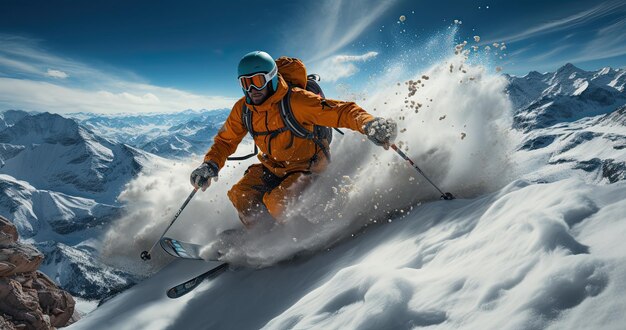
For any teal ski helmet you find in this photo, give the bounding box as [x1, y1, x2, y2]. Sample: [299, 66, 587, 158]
[237, 51, 279, 96]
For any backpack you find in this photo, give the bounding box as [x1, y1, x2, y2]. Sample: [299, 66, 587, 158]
[227, 58, 343, 163]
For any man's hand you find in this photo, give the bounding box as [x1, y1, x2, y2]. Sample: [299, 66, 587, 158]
[363, 117, 398, 150]
[190, 161, 219, 191]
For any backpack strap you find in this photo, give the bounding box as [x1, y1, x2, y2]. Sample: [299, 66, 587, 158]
[226, 105, 259, 161]
[227, 104, 290, 160]
[227, 77, 338, 162]
[242, 105, 253, 136]
[278, 89, 331, 161]
[279, 90, 314, 140]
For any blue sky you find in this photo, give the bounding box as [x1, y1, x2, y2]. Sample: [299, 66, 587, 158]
[1, 0, 625, 113]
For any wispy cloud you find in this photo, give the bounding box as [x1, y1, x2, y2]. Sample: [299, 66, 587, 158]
[0, 55, 41, 75]
[568, 17, 626, 62]
[526, 44, 573, 62]
[507, 15, 626, 69]
[333, 52, 379, 63]
[283, 0, 395, 83]
[46, 69, 68, 79]
[0, 78, 236, 114]
[313, 51, 379, 82]
[0, 34, 128, 84]
[311, 1, 392, 62]
[481, 1, 626, 74]
[486, 1, 625, 44]
[0, 34, 236, 114]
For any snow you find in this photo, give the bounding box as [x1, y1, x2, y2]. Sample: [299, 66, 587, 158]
[4, 28, 626, 330]
[70, 179, 626, 330]
[0, 172, 139, 298]
[73, 297, 99, 317]
[0, 112, 163, 204]
[507, 63, 626, 121]
[96, 53, 515, 274]
[573, 79, 588, 96]
[66, 109, 229, 159]
[58, 26, 626, 327]
[0, 112, 178, 299]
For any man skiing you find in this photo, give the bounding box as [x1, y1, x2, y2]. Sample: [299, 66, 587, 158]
[190, 51, 397, 228]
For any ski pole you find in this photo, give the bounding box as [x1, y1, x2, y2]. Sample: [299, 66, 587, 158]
[390, 144, 455, 200]
[140, 187, 198, 261]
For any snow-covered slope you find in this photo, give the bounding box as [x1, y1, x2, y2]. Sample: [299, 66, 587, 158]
[69, 178, 626, 330]
[516, 104, 626, 184]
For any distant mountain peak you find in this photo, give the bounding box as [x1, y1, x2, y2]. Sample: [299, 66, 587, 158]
[525, 71, 545, 79]
[554, 63, 583, 77]
[507, 62, 626, 130]
[0, 110, 31, 131]
[0, 112, 82, 145]
[560, 62, 579, 70]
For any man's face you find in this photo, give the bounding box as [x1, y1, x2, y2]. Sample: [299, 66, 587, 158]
[248, 85, 270, 105]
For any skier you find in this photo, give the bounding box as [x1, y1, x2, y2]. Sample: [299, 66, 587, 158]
[190, 51, 397, 228]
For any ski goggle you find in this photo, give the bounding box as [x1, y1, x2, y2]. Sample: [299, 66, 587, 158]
[238, 66, 277, 92]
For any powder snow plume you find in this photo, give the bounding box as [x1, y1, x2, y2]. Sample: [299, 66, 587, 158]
[99, 151, 258, 274]
[101, 28, 516, 273]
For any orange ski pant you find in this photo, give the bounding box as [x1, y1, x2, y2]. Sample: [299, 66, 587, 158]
[227, 164, 312, 227]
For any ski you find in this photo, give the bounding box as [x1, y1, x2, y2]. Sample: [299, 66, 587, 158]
[163, 230, 247, 298]
[166, 262, 229, 299]
[160, 237, 205, 260]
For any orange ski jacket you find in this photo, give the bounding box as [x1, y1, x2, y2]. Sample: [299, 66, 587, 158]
[204, 58, 375, 178]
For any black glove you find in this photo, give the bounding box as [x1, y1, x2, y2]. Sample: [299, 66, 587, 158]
[363, 117, 397, 150]
[190, 161, 219, 191]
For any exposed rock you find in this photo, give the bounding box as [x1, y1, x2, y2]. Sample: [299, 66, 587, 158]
[0, 315, 18, 329]
[32, 272, 75, 327]
[0, 215, 77, 329]
[0, 278, 51, 329]
[0, 216, 18, 245]
[0, 244, 43, 276]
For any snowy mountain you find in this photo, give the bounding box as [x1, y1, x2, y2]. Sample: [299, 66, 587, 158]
[67, 60, 626, 330]
[0, 109, 30, 131]
[0, 174, 136, 300]
[516, 105, 626, 184]
[0, 112, 157, 204]
[506, 63, 626, 131]
[68, 109, 229, 158]
[0, 174, 120, 238]
[0, 111, 170, 303]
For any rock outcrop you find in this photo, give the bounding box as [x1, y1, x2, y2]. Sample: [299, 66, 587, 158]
[0, 215, 77, 329]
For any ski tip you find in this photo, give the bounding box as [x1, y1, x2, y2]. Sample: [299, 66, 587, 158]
[441, 192, 455, 200]
[166, 287, 180, 299]
[160, 237, 204, 260]
[166, 263, 229, 299]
